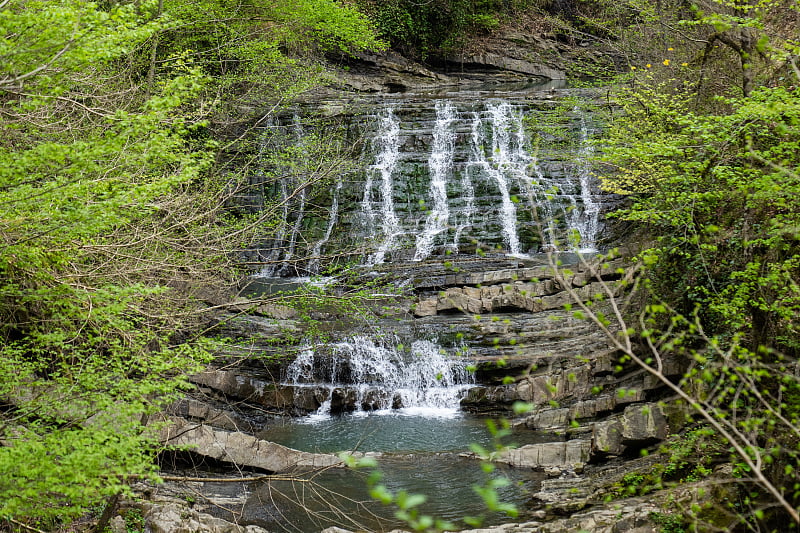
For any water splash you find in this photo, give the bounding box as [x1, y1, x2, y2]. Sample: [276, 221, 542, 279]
[414, 101, 456, 261]
[284, 337, 473, 418]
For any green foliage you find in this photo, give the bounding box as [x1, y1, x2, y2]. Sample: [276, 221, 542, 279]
[659, 428, 720, 483]
[122, 508, 146, 533]
[591, 2, 800, 520]
[356, 0, 535, 58]
[649, 511, 688, 533]
[0, 1, 161, 94]
[601, 81, 800, 353]
[0, 0, 383, 527]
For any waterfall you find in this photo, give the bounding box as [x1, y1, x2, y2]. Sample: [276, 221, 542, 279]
[526, 157, 558, 249]
[471, 104, 522, 256]
[281, 186, 306, 271]
[255, 179, 290, 277]
[414, 101, 456, 261]
[253, 96, 607, 276]
[569, 108, 601, 253]
[366, 109, 402, 265]
[308, 178, 342, 274]
[284, 336, 473, 417]
[453, 159, 476, 253]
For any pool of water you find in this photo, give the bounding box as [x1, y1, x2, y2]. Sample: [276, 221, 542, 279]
[242, 453, 543, 533]
[258, 410, 553, 454]
[241, 410, 554, 531]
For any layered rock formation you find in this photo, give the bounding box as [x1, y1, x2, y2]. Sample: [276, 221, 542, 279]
[133, 67, 685, 532]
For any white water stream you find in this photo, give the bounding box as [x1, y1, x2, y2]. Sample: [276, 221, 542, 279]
[353, 99, 602, 265]
[364, 109, 402, 265]
[414, 101, 456, 261]
[570, 108, 601, 252]
[284, 336, 473, 419]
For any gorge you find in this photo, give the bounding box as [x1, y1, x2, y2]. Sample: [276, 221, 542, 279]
[4, 2, 798, 532]
[148, 80, 684, 533]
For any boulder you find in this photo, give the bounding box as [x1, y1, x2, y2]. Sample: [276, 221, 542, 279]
[592, 418, 625, 456]
[515, 364, 591, 406]
[414, 297, 438, 317]
[144, 502, 269, 533]
[497, 440, 590, 469]
[166, 398, 256, 433]
[161, 417, 342, 473]
[330, 387, 358, 413]
[524, 407, 570, 431]
[621, 403, 669, 445]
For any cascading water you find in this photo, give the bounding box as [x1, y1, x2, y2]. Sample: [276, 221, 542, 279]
[452, 161, 476, 253]
[308, 179, 342, 273]
[253, 114, 310, 277]
[468, 107, 522, 256]
[488, 102, 535, 256]
[255, 97, 606, 274]
[569, 108, 601, 252]
[256, 179, 290, 277]
[363, 109, 402, 265]
[414, 101, 456, 261]
[526, 157, 558, 248]
[283, 336, 473, 418]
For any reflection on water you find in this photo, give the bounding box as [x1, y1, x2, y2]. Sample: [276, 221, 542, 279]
[242, 454, 543, 533]
[245, 412, 552, 531]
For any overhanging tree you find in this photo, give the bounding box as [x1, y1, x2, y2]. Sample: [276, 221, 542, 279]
[0, 0, 381, 528]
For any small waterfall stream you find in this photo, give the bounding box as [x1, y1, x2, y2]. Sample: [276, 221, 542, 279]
[284, 336, 473, 418]
[571, 108, 602, 252]
[365, 109, 402, 265]
[414, 101, 456, 261]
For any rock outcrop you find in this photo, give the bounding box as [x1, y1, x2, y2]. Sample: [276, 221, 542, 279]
[440, 31, 567, 80]
[143, 503, 269, 533]
[160, 417, 343, 473]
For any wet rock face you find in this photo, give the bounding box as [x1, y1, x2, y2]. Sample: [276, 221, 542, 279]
[244, 88, 619, 274]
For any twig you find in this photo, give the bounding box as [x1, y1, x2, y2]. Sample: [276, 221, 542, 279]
[8, 518, 47, 533]
[160, 474, 310, 483]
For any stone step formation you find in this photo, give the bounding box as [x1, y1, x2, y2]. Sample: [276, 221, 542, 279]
[243, 92, 613, 276]
[157, 88, 676, 533]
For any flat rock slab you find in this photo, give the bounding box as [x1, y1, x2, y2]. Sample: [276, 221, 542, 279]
[161, 417, 342, 473]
